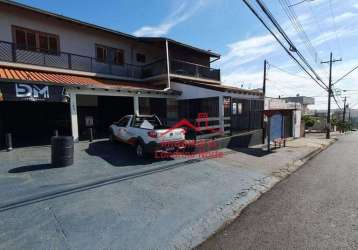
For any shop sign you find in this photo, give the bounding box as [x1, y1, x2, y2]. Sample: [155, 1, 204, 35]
[0, 82, 68, 102]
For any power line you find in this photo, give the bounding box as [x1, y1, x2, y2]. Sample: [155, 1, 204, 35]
[283, 0, 330, 77]
[333, 64, 358, 85]
[251, 0, 328, 90]
[268, 62, 312, 80]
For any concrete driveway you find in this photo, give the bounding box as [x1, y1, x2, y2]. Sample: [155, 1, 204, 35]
[0, 139, 188, 209]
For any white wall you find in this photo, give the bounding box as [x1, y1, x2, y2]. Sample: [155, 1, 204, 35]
[293, 110, 302, 138]
[0, 4, 163, 64]
[171, 82, 262, 100]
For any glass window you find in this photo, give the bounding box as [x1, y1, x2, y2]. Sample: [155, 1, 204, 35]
[13, 27, 59, 53]
[15, 29, 26, 48]
[96, 46, 107, 62]
[114, 49, 124, 65]
[232, 103, 237, 115]
[49, 36, 58, 53]
[117, 117, 130, 127]
[136, 53, 146, 63]
[26, 32, 36, 51]
[237, 103, 243, 115]
[39, 35, 48, 52]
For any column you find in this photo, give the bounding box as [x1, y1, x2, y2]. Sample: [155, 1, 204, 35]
[69, 92, 79, 142]
[134, 96, 139, 115]
[219, 96, 225, 135]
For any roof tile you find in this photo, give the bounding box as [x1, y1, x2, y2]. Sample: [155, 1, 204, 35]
[0, 66, 161, 91]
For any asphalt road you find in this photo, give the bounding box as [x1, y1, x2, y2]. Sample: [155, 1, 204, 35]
[197, 132, 358, 250]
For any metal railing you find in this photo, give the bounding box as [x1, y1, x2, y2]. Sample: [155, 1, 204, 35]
[0, 40, 221, 81]
[170, 59, 220, 81]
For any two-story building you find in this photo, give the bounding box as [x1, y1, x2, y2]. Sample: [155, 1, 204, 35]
[0, 0, 264, 148]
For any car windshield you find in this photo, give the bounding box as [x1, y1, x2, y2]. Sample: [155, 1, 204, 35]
[132, 116, 162, 129]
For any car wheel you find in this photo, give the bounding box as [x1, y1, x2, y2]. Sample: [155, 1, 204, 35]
[136, 143, 145, 158]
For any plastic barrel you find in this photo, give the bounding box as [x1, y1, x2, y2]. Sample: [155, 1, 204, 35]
[51, 136, 74, 167]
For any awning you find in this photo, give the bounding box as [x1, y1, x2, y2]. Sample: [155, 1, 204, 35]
[0, 66, 163, 91]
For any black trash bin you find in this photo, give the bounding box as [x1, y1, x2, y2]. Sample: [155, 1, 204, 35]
[51, 136, 74, 167]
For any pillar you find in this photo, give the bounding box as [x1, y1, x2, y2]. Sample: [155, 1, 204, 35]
[70, 93, 79, 142]
[134, 96, 139, 115]
[219, 96, 225, 134]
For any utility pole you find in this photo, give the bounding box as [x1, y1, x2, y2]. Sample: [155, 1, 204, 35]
[321, 52, 342, 139]
[342, 96, 347, 123]
[263, 59, 267, 96]
[262, 60, 267, 144]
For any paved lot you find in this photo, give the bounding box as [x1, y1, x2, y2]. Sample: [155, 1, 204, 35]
[197, 132, 358, 250]
[0, 139, 186, 207]
[0, 135, 336, 249]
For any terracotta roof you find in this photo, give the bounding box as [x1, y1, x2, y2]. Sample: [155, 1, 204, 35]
[0, 66, 162, 91]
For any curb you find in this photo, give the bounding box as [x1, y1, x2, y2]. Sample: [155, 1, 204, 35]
[191, 138, 337, 250]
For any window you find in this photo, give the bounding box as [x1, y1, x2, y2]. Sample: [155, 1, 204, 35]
[96, 46, 107, 62]
[15, 29, 26, 48]
[114, 49, 124, 65]
[237, 103, 243, 115]
[136, 53, 146, 63]
[232, 103, 237, 115]
[96, 45, 124, 65]
[117, 116, 130, 127]
[13, 26, 59, 53]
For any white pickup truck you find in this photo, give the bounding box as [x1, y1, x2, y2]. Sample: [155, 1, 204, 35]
[109, 115, 186, 158]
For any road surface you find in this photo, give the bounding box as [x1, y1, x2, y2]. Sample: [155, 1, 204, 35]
[197, 132, 358, 250]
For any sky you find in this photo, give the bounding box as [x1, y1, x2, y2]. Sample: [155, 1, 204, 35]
[14, 0, 358, 110]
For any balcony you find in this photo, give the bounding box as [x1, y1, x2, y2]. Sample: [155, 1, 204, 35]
[0, 40, 220, 81]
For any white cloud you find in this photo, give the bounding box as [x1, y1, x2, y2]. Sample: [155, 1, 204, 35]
[354, 3, 358, 9]
[333, 12, 357, 23]
[133, 0, 207, 37]
[219, 34, 277, 71]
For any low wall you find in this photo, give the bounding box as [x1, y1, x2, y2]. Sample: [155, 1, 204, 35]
[193, 129, 263, 152]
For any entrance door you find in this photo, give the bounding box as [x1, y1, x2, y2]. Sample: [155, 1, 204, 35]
[0, 101, 71, 148]
[270, 113, 283, 140]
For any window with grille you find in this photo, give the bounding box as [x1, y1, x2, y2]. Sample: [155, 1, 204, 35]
[13, 26, 59, 53]
[136, 53, 146, 63]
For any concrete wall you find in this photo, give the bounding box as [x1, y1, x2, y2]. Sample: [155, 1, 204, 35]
[293, 110, 302, 138]
[0, 3, 163, 64]
[171, 82, 262, 100]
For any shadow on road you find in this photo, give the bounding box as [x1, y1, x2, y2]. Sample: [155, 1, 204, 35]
[85, 140, 172, 167]
[8, 164, 57, 173]
[229, 147, 276, 157]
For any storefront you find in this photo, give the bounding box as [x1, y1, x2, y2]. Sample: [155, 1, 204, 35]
[0, 82, 70, 148]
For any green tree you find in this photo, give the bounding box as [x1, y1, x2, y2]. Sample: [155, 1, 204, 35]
[302, 115, 315, 128]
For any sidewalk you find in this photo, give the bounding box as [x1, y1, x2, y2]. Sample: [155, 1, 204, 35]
[0, 134, 337, 250]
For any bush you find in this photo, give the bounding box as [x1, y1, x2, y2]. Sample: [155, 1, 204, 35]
[303, 115, 315, 128]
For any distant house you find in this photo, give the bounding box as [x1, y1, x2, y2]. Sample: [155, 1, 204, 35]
[281, 95, 314, 115]
[264, 97, 302, 140]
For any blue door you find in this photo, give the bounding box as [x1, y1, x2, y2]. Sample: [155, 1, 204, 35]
[270, 114, 283, 141]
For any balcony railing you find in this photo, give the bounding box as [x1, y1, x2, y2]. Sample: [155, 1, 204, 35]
[0, 40, 220, 81]
[170, 59, 220, 81]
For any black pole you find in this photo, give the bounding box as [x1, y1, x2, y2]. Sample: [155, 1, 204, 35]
[342, 96, 347, 125]
[267, 116, 271, 152]
[54, 129, 59, 137]
[89, 127, 93, 142]
[5, 133, 13, 151]
[321, 52, 342, 139]
[262, 60, 267, 144]
[326, 53, 333, 139]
